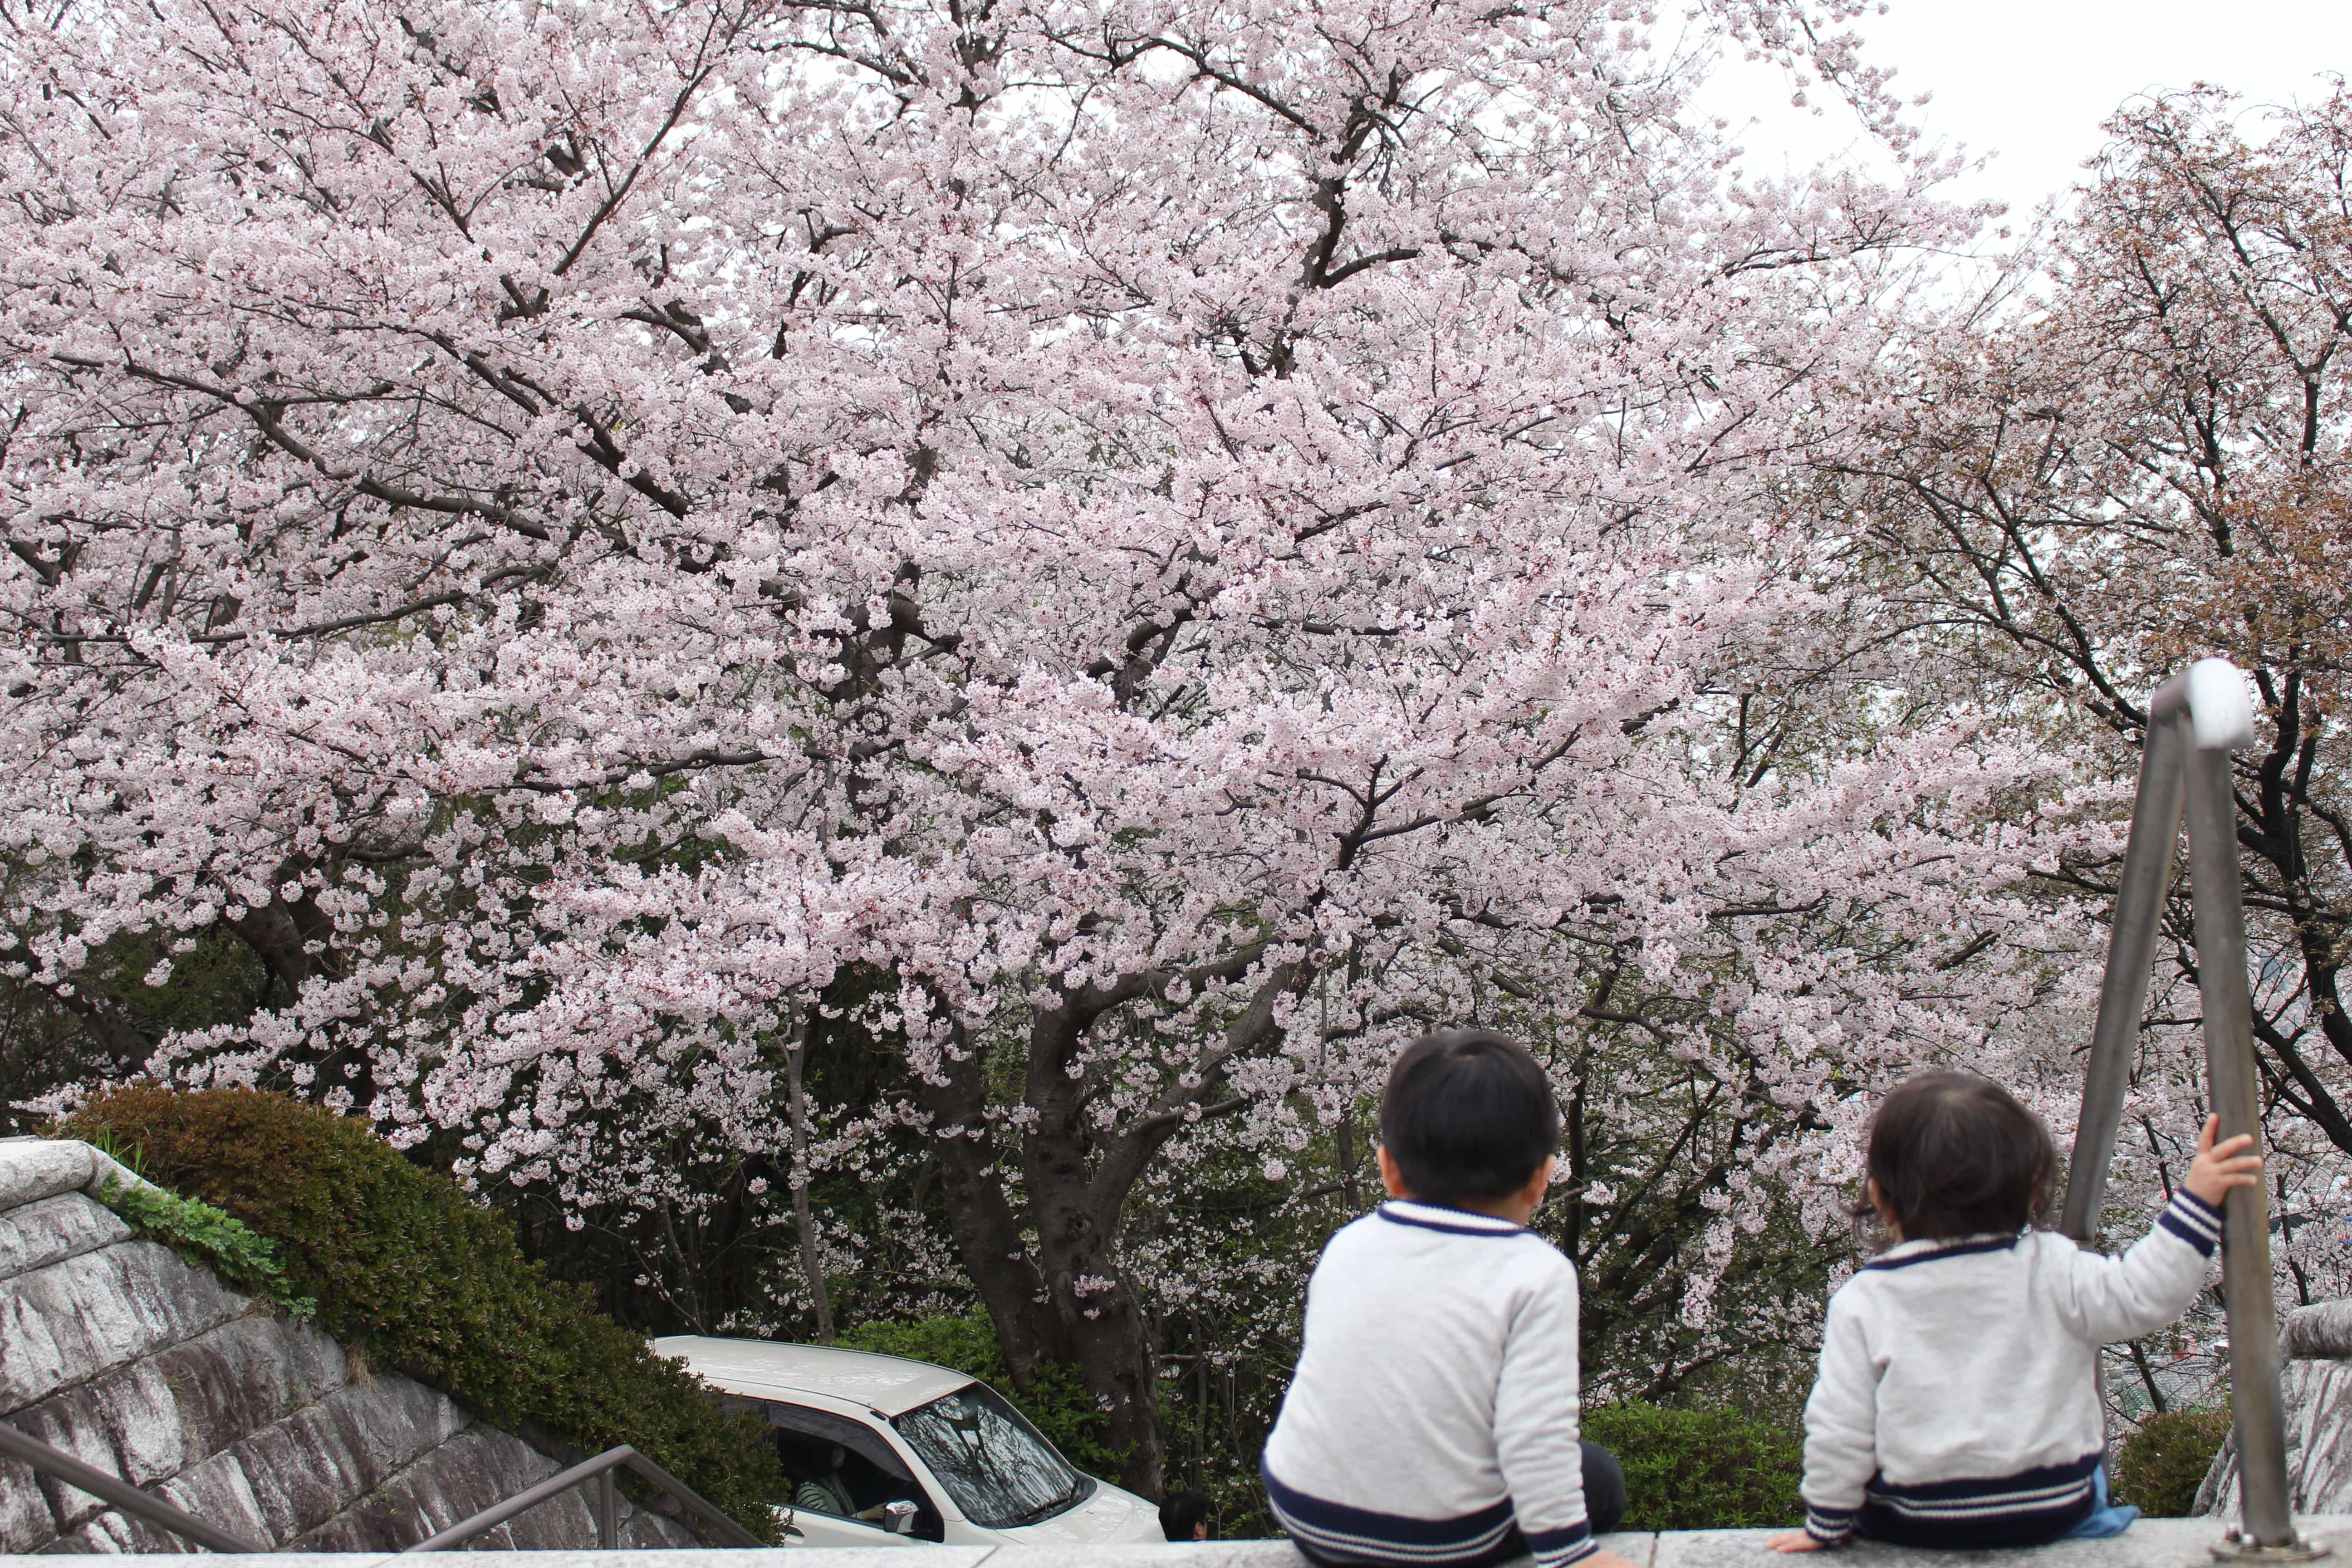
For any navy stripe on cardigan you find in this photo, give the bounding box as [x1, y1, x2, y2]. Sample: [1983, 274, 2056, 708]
[1263, 1462, 1596, 1567]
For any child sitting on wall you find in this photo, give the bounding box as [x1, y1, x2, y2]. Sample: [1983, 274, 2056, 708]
[1769, 1070, 2260, 1552]
[1261, 1029, 1633, 1568]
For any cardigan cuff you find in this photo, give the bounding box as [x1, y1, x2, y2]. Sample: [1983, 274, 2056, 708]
[1804, 1503, 1857, 1544]
[2159, 1188, 2225, 1257]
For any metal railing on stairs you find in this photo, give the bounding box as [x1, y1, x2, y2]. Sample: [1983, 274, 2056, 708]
[0, 1421, 264, 1553]
[0, 1419, 762, 1553]
[402, 1443, 764, 1552]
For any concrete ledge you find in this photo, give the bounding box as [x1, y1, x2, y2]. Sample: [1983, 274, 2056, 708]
[103, 1515, 2352, 1565]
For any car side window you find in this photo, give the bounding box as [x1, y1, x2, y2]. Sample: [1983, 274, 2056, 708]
[752, 1398, 946, 1543]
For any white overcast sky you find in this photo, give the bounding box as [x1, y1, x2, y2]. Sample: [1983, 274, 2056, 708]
[1697, 0, 2352, 227]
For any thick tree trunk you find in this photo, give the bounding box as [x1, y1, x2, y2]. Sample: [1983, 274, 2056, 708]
[907, 1019, 1075, 1382]
[1023, 1007, 1165, 1494]
[908, 960, 1302, 1500]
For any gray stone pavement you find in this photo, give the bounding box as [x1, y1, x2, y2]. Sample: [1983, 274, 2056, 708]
[102, 1515, 2352, 1564]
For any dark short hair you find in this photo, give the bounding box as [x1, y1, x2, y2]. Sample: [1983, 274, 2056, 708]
[1864, 1071, 2055, 1241]
[1159, 1489, 1210, 1541]
[1379, 1029, 1561, 1206]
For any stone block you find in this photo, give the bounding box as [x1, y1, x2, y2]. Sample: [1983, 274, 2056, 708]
[3, 1240, 244, 1408]
[329, 1368, 470, 1479]
[0, 1139, 94, 1214]
[10, 1385, 129, 1530]
[2284, 1300, 2352, 1361]
[0, 1263, 99, 1414]
[154, 1443, 275, 1546]
[0, 1193, 130, 1284]
[458, 1425, 582, 1549]
[2204, 1358, 2352, 1518]
[293, 1483, 422, 1553]
[62, 1502, 202, 1554]
[150, 1313, 338, 1462]
[230, 1407, 365, 1546]
[87, 1357, 191, 1483]
[277, 1314, 350, 1402]
[294, 1426, 527, 1553]
[50, 1508, 141, 1553]
[106, 1238, 248, 1348]
[617, 1501, 703, 1548]
[0, 1447, 59, 1553]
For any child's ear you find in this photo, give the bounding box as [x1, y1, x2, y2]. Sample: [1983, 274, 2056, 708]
[1868, 1179, 1902, 1241]
[1376, 1145, 1411, 1200]
[1523, 1153, 1557, 1207]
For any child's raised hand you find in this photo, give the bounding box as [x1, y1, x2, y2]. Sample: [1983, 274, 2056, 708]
[2184, 1114, 2263, 1209]
[1763, 1528, 1827, 1552]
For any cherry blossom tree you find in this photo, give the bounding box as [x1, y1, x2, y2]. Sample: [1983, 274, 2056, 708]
[2, 0, 2109, 1487]
[1831, 86, 2352, 1345]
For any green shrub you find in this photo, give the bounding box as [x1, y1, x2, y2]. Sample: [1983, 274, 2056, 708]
[60, 1087, 787, 1544]
[93, 1167, 316, 1321]
[2112, 1406, 2231, 1518]
[1583, 1401, 1805, 1531]
[838, 1308, 1127, 1479]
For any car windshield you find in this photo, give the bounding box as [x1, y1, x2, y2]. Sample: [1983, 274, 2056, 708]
[889, 1383, 1088, 1528]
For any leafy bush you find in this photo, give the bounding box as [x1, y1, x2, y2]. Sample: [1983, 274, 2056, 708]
[838, 1308, 1127, 1479]
[94, 1167, 315, 1321]
[61, 1087, 788, 1543]
[2112, 1406, 2232, 1518]
[1583, 1401, 1805, 1531]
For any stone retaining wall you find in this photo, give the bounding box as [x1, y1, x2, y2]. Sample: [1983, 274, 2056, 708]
[2200, 1298, 2352, 1520]
[0, 1137, 695, 1553]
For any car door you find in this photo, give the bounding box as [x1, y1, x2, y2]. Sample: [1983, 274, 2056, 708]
[778, 1506, 922, 1550]
[742, 1396, 942, 1548]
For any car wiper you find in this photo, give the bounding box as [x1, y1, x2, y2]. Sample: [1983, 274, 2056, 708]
[1003, 1482, 1084, 1526]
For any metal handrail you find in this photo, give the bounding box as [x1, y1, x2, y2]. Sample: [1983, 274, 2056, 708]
[2059, 658, 2327, 1563]
[0, 1419, 760, 1554]
[0, 1420, 265, 1553]
[401, 1442, 765, 1552]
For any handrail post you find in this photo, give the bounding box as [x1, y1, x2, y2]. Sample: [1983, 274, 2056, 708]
[2172, 661, 2325, 1562]
[2059, 688, 2189, 1243]
[598, 1466, 618, 1549]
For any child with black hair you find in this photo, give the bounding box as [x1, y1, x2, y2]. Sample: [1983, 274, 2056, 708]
[1160, 1489, 1211, 1541]
[1262, 1029, 1633, 1568]
[1768, 1070, 2262, 1553]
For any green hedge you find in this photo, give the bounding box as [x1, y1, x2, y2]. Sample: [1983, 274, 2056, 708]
[2112, 1406, 2231, 1518]
[1584, 1401, 1805, 1531]
[62, 1087, 788, 1544]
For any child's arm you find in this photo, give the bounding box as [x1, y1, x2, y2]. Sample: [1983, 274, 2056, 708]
[1493, 1262, 1597, 1568]
[2055, 1116, 2258, 1344]
[1780, 1288, 1880, 1551]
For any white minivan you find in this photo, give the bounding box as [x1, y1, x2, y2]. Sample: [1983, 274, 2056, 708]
[657, 1336, 1168, 1549]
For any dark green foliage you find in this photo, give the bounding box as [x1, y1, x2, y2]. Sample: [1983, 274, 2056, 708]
[93, 1165, 315, 1321]
[1583, 1401, 1806, 1531]
[0, 920, 273, 1135]
[61, 1087, 789, 1544]
[838, 1308, 1127, 1480]
[2112, 1406, 2231, 1518]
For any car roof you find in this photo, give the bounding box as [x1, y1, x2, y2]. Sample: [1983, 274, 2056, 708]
[655, 1335, 975, 1418]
